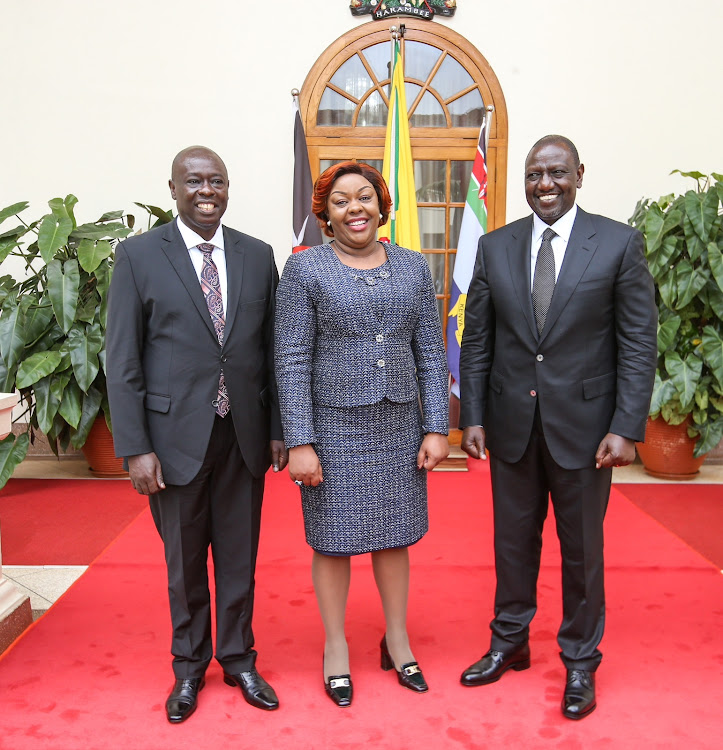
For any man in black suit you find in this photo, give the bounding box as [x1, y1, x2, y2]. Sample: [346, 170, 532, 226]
[107, 146, 287, 723]
[458, 135, 657, 719]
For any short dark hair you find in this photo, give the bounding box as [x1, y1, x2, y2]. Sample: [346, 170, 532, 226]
[527, 135, 580, 167]
[312, 161, 392, 235]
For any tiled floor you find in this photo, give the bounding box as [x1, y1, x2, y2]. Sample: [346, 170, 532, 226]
[3, 456, 722, 619]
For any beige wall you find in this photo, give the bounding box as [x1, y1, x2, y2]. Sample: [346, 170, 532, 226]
[2, 1, 721, 272]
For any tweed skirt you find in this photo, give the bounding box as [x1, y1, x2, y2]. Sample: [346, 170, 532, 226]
[300, 398, 428, 555]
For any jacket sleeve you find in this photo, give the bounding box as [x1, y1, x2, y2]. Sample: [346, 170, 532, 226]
[105, 241, 153, 458]
[411, 257, 449, 435]
[459, 236, 495, 428]
[609, 228, 657, 440]
[274, 255, 317, 448]
[265, 245, 284, 442]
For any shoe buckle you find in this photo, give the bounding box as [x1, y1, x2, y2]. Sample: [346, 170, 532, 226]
[329, 677, 350, 688]
[402, 664, 421, 676]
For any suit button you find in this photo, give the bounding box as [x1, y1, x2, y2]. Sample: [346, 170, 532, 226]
[212, 399, 219, 408]
[377, 359, 386, 368]
[536, 354, 544, 362]
[221, 356, 228, 363]
[530, 390, 537, 397]
[376, 334, 384, 343]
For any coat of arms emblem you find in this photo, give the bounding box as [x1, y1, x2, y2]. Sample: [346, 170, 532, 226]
[350, 1, 457, 20]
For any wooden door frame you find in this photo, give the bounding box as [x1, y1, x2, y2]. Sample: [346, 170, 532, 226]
[298, 19, 508, 230]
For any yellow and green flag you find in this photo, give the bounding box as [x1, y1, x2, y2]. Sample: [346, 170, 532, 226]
[381, 38, 420, 252]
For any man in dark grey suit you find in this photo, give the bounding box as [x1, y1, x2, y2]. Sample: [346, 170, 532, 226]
[107, 146, 287, 723]
[458, 135, 657, 719]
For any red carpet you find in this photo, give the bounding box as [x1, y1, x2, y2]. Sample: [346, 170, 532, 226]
[0, 479, 147, 565]
[616, 483, 723, 569]
[0, 469, 721, 749]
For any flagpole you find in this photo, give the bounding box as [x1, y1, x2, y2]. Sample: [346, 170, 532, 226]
[484, 105, 494, 150]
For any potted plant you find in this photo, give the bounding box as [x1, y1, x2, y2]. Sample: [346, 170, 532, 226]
[0, 197, 172, 487]
[629, 171, 723, 477]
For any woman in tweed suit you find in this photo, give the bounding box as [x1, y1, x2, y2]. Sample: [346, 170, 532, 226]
[275, 162, 449, 707]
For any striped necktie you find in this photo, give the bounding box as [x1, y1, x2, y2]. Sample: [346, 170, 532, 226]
[198, 243, 230, 417]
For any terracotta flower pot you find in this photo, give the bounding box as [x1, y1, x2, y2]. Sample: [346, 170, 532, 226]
[636, 415, 706, 480]
[81, 416, 128, 478]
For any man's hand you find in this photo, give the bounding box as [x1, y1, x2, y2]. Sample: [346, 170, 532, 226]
[595, 433, 636, 469]
[417, 433, 450, 471]
[288, 444, 323, 486]
[128, 452, 166, 495]
[271, 440, 288, 472]
[461, 426, 487, 460]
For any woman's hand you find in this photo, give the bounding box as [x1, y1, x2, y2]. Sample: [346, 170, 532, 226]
[288, 444, 324, 486]
[417, 432, 449, 471]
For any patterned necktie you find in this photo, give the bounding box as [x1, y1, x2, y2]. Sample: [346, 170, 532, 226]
[198, 243, 230, 417]
[532, 227, 557, 334]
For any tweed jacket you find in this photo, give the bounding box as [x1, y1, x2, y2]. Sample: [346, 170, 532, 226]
[275, 242, 449, 449]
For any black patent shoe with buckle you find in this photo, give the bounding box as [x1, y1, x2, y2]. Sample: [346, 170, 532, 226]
[324, 674, 353, 707]
[380, 635, 428, 693]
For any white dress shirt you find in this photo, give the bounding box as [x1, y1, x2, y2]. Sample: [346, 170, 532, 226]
[176, 217, 228, 316]
[530, 204, 578, 291]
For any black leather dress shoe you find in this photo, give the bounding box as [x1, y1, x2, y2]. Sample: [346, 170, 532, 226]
[460, 643, 530, 686]
[562, 669, 596, 720]
[380, 635, 428, 693]
[324, 674, 353, 707]
[223, 669, 279, 711]
[166, 677, 205, 724]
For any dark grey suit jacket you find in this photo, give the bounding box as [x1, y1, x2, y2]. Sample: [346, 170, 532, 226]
[459, 207, 657, 470]
[106, 221, 282, 484]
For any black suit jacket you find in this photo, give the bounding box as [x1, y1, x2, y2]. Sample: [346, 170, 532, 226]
[106, 221, 282, 484]
[459, 207, 657, 470]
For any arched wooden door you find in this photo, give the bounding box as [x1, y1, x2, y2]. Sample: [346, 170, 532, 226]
[299, 19, 508, 341]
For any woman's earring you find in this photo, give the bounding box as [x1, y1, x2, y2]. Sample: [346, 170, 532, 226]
[327, 220, 331, 227]
[379, 214, 383, 220]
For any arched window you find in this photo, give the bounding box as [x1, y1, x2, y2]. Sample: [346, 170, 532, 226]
[300, 20, 508, 343]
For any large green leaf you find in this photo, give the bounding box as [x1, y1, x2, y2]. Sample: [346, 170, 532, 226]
[23, 303, 54, 348]
[0, 299, 29, 371]
[33, 374, 61, 434]
[0, 201, 29, 225]
[708, 241, 723, 293]
[37, 213, 73, 263]
[657, 315, 681, 355]
[693, 417, 723, 457]
[16, 349, 63, 388]
[71, 222, 131, 241]
[47, 259, 80, 333]
[649, 372, 677, 414]
[97, 210, 124, 222]
[58, 379, 83, 428]
[682, 213, 706, 262]
[95, 262, 111, 328]
[674, 258, 709, 309]
[66, 322, 102, 392]
[657, 266, 677, 309]
[0, 237, 20, 264]
[684, 188, 719, 243]
[701, 325, 723, 390]
[77, 238, 112, 273]
[0, 431, 30, 490]
[705, 281, 723, 320]
[664, 351, 702, 408]
[643, 203, 666, 254]
[64, 194, 78, 229]
[648, 234, 680, 278]
[70, 385, 103, 449]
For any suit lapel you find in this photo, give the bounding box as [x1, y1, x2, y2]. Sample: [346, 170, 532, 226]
[160, 222, 217, 340]
[507, 217, 538, 340]
[539, 208, 598, 342]
[222, 228, 245, 343]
